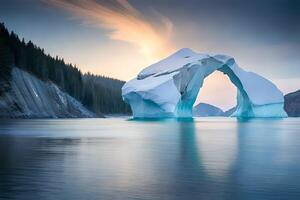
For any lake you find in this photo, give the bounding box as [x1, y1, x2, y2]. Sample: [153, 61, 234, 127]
[0, 118, 300, 200]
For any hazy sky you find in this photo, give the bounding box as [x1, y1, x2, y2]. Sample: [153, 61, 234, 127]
[0, 0, 299, 109]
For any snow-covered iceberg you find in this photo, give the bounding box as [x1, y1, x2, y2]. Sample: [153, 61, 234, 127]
[122, 48, 287, 118]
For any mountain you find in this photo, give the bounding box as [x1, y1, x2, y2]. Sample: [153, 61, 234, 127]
[223, 106, 237, 117]
[0, 68, 96, 118]
[82, 73, 130, 114]
[284, 90, 300, 117]
[193, 103, 224, 117]
[0, 22, 131, 118]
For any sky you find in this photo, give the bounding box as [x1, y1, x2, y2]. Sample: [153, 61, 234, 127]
[0, 0, 299, 110]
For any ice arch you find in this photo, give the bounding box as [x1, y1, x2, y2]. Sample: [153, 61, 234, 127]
[122, 48, 287, 118]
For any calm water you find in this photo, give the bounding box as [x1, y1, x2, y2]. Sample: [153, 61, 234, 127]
[0, 118, 300, 200]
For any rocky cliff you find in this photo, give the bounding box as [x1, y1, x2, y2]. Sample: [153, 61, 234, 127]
[0, 68, 97, 118]
[284, 90, 300, 117]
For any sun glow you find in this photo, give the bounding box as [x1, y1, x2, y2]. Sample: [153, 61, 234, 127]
[48, 0, 174, 62]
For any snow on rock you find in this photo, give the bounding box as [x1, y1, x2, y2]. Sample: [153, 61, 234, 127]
[122, 48, 287, 118]
[0, 68, 96, 118]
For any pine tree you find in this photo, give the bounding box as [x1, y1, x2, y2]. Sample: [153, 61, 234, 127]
[0, 22, 131, 114]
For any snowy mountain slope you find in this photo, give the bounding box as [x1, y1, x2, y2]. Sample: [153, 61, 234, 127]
[0, 68, 96, 118]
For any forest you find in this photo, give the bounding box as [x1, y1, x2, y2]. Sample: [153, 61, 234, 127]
[0, 23, 131, 114]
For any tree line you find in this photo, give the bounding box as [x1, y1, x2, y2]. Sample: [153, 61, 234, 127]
[0, 23, 131, 114]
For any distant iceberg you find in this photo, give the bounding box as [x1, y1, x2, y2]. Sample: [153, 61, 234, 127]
[193, 103, 224, 117]
[122, 48, 287, 118]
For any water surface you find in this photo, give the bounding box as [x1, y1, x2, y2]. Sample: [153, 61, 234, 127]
[0, 118, 300, 199]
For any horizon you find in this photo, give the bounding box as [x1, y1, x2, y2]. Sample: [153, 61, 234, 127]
[1, 0, 299, 110]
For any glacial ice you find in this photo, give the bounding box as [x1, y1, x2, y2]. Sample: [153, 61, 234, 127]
[122, 48, 287, 118]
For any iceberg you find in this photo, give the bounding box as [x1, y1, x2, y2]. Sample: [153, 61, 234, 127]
[122, 48, 287, 118]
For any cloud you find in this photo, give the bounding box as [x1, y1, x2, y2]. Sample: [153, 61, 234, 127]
[48, 0, 174, 61]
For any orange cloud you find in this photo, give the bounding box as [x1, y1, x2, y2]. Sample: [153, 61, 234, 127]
[48, 0, 174, 61]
